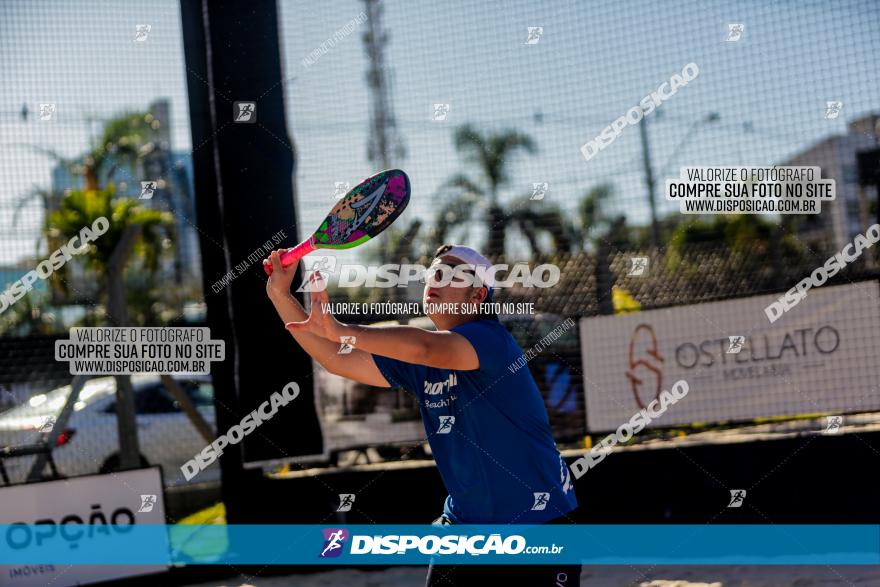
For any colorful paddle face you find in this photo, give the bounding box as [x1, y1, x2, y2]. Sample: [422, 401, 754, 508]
[315, 169, 410, 249]
[264, 169, 411, 275]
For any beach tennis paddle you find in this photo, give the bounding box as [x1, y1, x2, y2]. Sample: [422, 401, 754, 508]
[263, 169, 411, 276]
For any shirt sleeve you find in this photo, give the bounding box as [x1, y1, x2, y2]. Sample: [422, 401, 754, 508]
[371, 353, 427, 397]
[450, 320, 509, 373]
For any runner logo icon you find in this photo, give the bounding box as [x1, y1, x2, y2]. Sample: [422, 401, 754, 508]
[320, 528, 348, 558]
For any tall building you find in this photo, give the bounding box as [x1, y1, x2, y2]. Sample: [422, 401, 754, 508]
[782, 113, 879, 250]
[140, 99, 201, 285]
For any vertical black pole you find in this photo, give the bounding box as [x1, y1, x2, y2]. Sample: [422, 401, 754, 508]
[180, 0, 324, 523]
[595, 239, 615, 315]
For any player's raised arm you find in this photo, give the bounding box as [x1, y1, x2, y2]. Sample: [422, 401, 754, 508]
[282, 274, 479, 371]
[265, 249, 390, 387]
[320, 323, 480, 371]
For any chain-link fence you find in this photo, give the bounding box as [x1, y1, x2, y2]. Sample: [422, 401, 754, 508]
[1, 0, 879, 485]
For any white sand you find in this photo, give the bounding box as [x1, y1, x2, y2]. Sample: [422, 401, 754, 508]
[183, 565, 880, 586]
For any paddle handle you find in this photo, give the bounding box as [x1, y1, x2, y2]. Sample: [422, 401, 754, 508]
[263, 239, 316, 276]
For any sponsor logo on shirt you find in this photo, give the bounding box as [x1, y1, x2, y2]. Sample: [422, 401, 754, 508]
[423, 373, 458, 396]
[424, 396, 456, 409]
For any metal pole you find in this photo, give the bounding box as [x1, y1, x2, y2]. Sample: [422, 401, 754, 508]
[639, 120, 660, 248]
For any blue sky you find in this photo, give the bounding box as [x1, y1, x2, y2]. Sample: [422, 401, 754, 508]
[1, 0, 878, 266]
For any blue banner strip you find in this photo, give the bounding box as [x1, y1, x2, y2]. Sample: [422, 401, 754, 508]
[1, 525, 877, 565]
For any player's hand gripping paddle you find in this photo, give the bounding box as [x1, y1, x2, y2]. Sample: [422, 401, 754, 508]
[263, 169, 411, 276]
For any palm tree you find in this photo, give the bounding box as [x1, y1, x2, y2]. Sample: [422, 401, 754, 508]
[507, 198, 578, 256]
[432, 125, 536, 258]
[45, 187, 174, 473]
[45, 186, 174, 304]
[20, 111, 164, 254]
[25, 111, 173, 471]
[574, 183, 669, 253]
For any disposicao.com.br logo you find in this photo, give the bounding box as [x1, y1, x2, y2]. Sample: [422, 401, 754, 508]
[318, 528, 563, 557]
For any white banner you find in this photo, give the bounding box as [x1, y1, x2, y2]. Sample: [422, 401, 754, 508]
[580, 281, 880, 431]
[0, 467, 168, 586]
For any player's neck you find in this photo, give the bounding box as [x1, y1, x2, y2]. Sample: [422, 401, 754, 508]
[431, 314, 481, 331]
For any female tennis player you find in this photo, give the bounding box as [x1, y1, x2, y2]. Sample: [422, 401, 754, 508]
[266, 244, 581, 586]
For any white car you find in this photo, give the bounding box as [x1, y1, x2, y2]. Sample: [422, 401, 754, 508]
[0, 374, 219, 487]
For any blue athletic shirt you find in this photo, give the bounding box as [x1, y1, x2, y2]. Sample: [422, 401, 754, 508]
[372, 319, 577, 524]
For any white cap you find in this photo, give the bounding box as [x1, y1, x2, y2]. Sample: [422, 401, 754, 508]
[434, 244, 495, 288]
